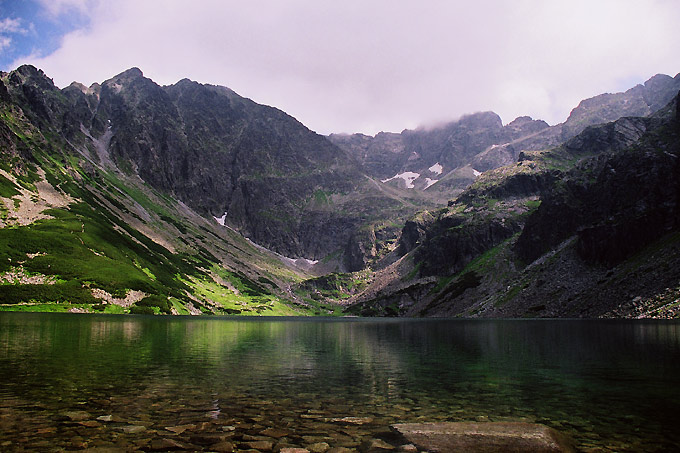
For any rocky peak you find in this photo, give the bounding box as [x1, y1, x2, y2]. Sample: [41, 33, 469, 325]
[101, 68, 148, 95]
[436, 111, 504, 133]
[643, 74, 680, 112]
[463, 111, 504, 129]
[115, 67, 144, 81]
[173, 78, 197, 88]
[65, 81, 101, 98]
[644, 73, 674, 88]
[11, 65, 56, 90]
[563, 72, 680, 138]
[2, 65, 67, 127]
[504, 116, 550, 135]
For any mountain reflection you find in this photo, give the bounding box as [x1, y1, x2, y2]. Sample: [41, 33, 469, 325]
[1, 314, 679, 451]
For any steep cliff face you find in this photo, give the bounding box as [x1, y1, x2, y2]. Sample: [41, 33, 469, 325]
[77, 69, 371, 259]
[516, 108, 679, 266]
[561, 74, 680, 138]
[347, 93, 680, 318]
[0, 66, 345, 316]
[2, 66, 423, 262]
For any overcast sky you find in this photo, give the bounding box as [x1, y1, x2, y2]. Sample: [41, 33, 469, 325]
[2, 0, 679, 135]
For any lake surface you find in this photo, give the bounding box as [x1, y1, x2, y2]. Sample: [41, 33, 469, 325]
[1, 313, 679, 452]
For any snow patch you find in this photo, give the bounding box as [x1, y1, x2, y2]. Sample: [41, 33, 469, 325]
[381, 171, 420, 189]
[214, 212, 227, 226]
[282, 256, 319, 268]
[424, 178, 438, 189]
[243, 236, 319, 269]
[472, 168, 482, 177]
[428, 162, 443, 175]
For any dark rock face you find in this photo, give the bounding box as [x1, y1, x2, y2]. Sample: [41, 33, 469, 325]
[398, 211, 436, 254]
[516, 110, 679, 265]
[574, 143, 680, 266]
[345, 228, 377, 272]
[392, 422, 575, 453]
[415, 213, 521, 276]
[350, 93, 680, 318]
[328, 131, 405, 180]
[0, 79, 10, 103]
[97, 72, 411, 260]
[5, 66, 405, 260]
[562, 74, 680, 139]
[457, 170, 559, 203]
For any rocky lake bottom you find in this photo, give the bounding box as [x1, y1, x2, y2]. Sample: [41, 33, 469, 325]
[1, 314, 679, 452]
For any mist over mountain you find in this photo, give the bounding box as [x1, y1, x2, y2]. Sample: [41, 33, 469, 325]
[330, 73, 680, 196]
[1, 64, 679, 318]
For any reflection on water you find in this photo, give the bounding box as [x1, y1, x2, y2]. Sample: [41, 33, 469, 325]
[1, 314, 679, 451]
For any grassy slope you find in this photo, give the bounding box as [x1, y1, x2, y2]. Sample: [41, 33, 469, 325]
[0, 100, 341, 316]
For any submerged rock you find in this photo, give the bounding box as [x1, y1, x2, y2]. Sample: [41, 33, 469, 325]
[306, 442, 331, 453]
[391, 422, 575, 453]
[329, 416, 374, 425]
[148, 438, 191, 451]
[241, 439, 274, 451]
[210, 441, 235, 452]
[63, 410, 91, 421]
[164, 423, 196, 434]
[119, 424, 146, 434]
[363, 438, 395, 451]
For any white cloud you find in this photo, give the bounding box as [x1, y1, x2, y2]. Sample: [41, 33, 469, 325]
[0, 17, 22, 52]
[35, 0, 91, 18]
[0, 36, 11, 51]
[10, 0, 680, 134]
[0, 17, 23, 33]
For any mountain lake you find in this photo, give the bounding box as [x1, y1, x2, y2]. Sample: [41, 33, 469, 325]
[1, 313, 679, 451]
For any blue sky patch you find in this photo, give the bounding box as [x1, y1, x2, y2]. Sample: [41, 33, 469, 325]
[0, 0, 89, 71]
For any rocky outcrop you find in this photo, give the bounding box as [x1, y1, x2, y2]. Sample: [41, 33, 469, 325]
[562, 74, 680, 139]
[457, 169, 559, 204]
[398, 211, 436, 254]
[392, 422, 575, 453]
[345, 227, 378, 272]
[349, 92, 680, 318]
[516, 107, 679, 265]
[414, 212, 521, 277]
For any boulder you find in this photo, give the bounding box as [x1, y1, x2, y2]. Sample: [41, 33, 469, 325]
[391, 422, 574, 453]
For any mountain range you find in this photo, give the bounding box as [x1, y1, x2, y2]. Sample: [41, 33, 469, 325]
[1, 64, 678, 317]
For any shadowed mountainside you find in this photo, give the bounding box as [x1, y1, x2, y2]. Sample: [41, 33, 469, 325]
[346, 92, 680, 318]
[1, 64, 679, 318]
